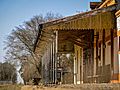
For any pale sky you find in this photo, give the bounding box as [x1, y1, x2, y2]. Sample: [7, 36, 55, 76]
[0, 0, 101, 62]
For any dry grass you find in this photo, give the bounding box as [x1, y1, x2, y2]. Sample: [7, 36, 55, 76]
[0, 85, 22, 90]
[0, 84, 120, 90]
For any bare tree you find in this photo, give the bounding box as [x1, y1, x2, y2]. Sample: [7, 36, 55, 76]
[4, 12, 62, 83]
[0, 62, 17, 84]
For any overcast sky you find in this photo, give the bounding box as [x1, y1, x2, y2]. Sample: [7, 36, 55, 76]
[0, 0, 101, 62]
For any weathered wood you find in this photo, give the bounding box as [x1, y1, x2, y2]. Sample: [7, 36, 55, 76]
[51, 42, 53, 82]
[102, 29, 105, 66]
[53, 40, 55, 83]
[81, 48, 83, 83]
[43, 4, 120, 30]
[96, 32, 99, 75]
[91, 30, 94, 82]
[55, 31, 58, 84]
[111, 29, 114, 79]
[45, 11, 115, 30]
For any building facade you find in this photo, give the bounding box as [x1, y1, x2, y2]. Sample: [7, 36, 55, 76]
[34, 0, 120, 84]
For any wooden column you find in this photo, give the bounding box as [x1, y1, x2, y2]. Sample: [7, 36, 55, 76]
[111, 29, 114, 79]
[55, 31, 58, 84]
[74, 55, 77, 84]
[90, 29, 94, 82]
[51, 42, 53, 82]
[102, 29, 105, 82]
[53, 40, 55, 83]
[96, 32, 99, 75]
[102, 29, 105, 66]
[98, 42, 101, 79]
[81, 48, 83, 83]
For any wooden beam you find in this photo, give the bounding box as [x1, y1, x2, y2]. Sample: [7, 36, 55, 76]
[58, 30, 90, 41]
[70, 34, 91, 44]
[66, 37, 89, 48]
[67, 39, 88, 48]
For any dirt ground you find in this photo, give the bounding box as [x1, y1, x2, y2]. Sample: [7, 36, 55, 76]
[21, 86, 79, 90]
[0, 85, 21, 90]
[0, 84, 120, 90]
[21, 84, 120, 90]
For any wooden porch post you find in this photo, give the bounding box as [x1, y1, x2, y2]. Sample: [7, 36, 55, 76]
[55, 31, 58, 84]
[102, 29, 105, 66]
[102, 29, 105, 82]
[53, 39, 55, 83]
[111, 29, 114, 80]
[51, 42, 53, 83]
[96, 32, 99, 75]
[79, 47, 83, 84]
[90, 29, 94, 82]
[74, 55, 77, 84]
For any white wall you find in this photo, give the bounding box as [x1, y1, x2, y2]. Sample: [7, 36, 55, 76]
[105, 40, 111, 65]
[74, 45, 83, 84]
[117, 17, 120, 30]
[114, 37, 119, 73]
[117, 16, 120, 73]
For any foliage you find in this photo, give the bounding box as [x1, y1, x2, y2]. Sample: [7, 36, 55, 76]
[59, 54, 74, 72]
[4, 12, 62, 83]
[0, 62, 17, 83]
[20, 62, 39, 85]
[0, 85, 21, 90]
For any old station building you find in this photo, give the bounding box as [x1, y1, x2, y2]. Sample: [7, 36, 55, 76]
[34, 0, 120, 84]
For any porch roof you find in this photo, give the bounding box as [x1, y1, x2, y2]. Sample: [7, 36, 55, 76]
[34, 4, 120, 53]
[41, 4, 120, 31]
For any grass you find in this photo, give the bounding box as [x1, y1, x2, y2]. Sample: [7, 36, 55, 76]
[0, 85, 22, 90]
